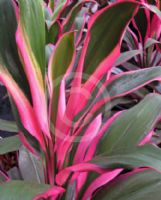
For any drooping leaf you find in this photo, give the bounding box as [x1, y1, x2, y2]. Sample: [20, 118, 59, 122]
[93, 169, 161, 200]
[0, 135, 21, 155]
[0, 119, 18, 132]
[114, 50, 141, 67]
[97, 94, 161, 155]
[106, 66, 161, 98]
[74, 66, 161, 125]
[0, 181, 50, 200]
[92, 144, 161, 171]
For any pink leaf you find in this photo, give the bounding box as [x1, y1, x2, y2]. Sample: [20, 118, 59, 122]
[0, 69, 45, 149]
[33, 185, 65, 200]
[73, 114, 102, 164]
[16, 26, 50, 139]
[56, 163, 105, 186]
[82, 169, 123, 200]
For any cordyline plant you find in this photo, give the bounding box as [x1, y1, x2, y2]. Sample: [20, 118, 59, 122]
[1, 0, 161, 199]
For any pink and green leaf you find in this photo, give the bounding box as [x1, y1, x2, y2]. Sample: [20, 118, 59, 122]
[16, 0, 50, 138]
[48, 32, 75, 126]
[0, 0, 30, 98]
[0, 69, 45, 149]
[97, 94, 161, 155]
[93, 169, 161, 200]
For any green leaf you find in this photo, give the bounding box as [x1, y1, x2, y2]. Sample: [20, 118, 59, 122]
[97, 94, 161, 155]
[145, 38, 161, 49]
[92, 144, 161, 171]
[106, 66, 161, 98]
[134, 8, 148, 41]
[52, 0, 66, 21]
[84, 1, 138, 74]
[0, 0, 30, 98]
[0, 136, 21, 155]
[75, 67, 161, 124]
[0, 119, 18, 132]
[0, 181, 50, 200]
[63, 1, 87, 33]
[93, 169, 161, 200]
[49, 32, 75, 81]
[19, 0, 46, 75]
[47, 21, 60, 44]
[18, 146, 44, 183]
[114, 50, 141, 67]
[49, 32, 75, 124]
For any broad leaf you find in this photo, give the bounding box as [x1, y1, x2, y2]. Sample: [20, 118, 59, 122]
[49, 32, 75, 84]
[74, 67, 161, 124]
[0, 136, 21, 155]
[97, 94, 161, 154]
[92, 144, 161, 171]
[106, 66, 161, 98]
[93, 169, 161, 200]
[0, 181, 50, 200]
[83, 1, 138, 75]
[0, 119, 18, 132]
